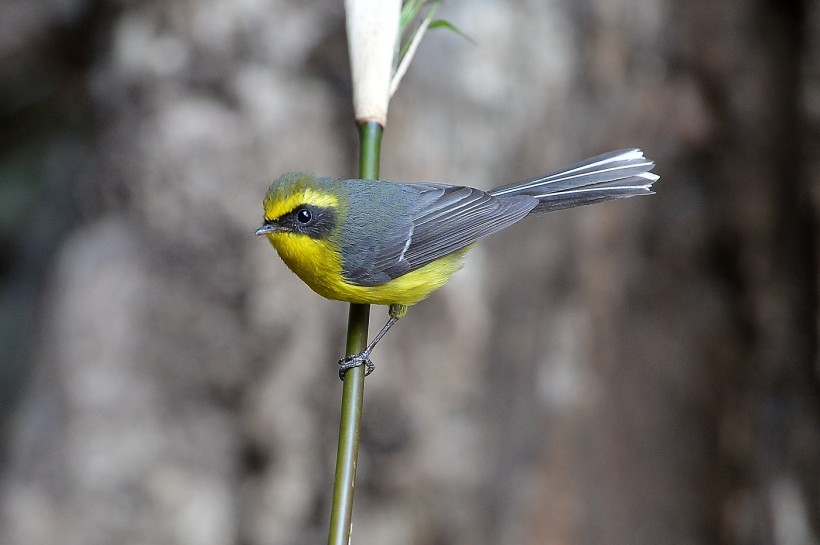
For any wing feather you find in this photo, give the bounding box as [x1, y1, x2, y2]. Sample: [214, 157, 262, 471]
[340, 181, 536, 287]
[398, 183, 536, 272]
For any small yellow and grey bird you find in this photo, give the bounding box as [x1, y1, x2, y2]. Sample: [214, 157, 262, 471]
[256, 149, 658, 378]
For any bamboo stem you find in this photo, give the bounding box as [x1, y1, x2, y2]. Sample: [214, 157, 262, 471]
[329, 2, 398, 541]
[327, 121, 383, 545]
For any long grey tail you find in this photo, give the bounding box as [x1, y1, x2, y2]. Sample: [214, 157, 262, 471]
[489, 149, 659, 214]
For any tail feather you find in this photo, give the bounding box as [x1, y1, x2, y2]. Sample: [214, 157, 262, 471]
[490, 149, 659, 214]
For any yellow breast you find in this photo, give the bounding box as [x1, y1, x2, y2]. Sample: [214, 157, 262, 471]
[266, 232, 467, 307]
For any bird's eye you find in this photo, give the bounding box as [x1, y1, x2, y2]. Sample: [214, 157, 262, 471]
[296, 208, 312, 224]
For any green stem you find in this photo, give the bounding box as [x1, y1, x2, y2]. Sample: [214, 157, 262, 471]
[357, 121, 383, 180]
[327, 120, 383, 545]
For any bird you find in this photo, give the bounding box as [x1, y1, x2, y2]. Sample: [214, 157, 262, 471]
[256, 148, 659, 378]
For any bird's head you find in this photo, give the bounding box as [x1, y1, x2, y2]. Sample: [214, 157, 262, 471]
[256, 172, 342, 241]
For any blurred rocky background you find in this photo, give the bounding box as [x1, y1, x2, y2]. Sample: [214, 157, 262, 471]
[1, 0, 818, 544]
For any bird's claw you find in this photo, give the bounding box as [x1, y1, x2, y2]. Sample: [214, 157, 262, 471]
[338, 353, 375, 380]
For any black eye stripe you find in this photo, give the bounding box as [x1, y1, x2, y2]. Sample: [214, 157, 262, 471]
[278, 205, 337, 239]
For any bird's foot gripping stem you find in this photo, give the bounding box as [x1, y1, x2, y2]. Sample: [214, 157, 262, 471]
[339, 304, 407, 380]
[338, 352, 375, 380]
[336, 305, 405, 381]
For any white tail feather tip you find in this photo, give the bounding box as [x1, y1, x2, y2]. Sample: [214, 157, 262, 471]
[610, 149, 645, 162]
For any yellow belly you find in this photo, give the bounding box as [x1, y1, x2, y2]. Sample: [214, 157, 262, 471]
[267, 232, 467, 306]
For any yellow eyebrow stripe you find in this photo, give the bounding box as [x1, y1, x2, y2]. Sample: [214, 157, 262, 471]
[264, 187, 339, 220]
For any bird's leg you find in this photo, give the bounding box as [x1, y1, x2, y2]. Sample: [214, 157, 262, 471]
[338, 304, 407, 380]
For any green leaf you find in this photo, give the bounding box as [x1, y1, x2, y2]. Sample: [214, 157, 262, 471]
[429, 19, 476, 44]
[400, 0, 425, 31]
[393, 0, 475, 96]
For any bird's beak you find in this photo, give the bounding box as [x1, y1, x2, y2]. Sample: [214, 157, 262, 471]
[255, 222, 279, 236]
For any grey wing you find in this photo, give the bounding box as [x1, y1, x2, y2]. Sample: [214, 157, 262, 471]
[362, 183, 537, 284]
[341, 182, 537, 287]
